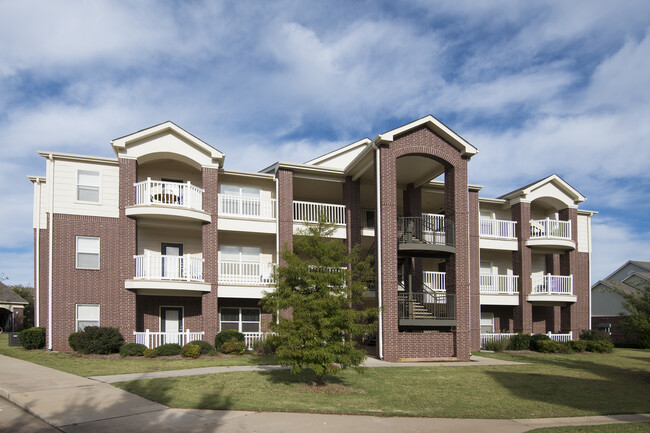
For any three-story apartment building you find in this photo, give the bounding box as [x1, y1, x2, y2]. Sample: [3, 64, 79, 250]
[30, 116, 594, 361]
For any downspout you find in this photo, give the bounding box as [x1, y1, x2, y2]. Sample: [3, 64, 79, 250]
[48, 154, 54, 350]
[374, 144, 383, 360]
[466, 189, 472, 358]
[274, 173, 280, 325]
[588, 215, 592, 330]
[35, 179, 41, 327]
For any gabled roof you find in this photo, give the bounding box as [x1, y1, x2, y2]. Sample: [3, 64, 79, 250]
[0, 282, 29, 305]
[304, 138, 372, 168]
[592, 279, 641, 296]
[373, 115, 478, 157]
[498, 174, 586, 204]
[630, 261, 650, 270]
[623, 272, 650, 283]
[111, 121, 225, 167]
[601, 260, 650, 282]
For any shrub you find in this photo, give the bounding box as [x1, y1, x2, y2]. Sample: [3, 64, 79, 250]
[483, 338, 510, 352]
[586, 340, 614, 353]
[530, 334, 551, 351]
[186, 340, 214, 355]
[156, 343, 181, 356]
[253, 334, 283, 354]
[536, 340, 569, 353]
[509, 333, 531, 350]
[220, 340, 246, 355]
[579, 329, 612, 343]
[18, 327, 46, 350]
[68, 327, 124, 354]
[180, 344, 202, 358]
[143, 348, 159, 358]
[568, 340, 588, 352]
[215, 329, 245, 351]
[119, 343, 147, 358]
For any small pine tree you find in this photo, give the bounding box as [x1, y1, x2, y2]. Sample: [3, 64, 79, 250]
[261, 218, 377, 383]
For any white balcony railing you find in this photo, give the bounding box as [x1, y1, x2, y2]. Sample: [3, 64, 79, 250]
[423, 271, 446, 292]
[480, 331, 573, 348]
[479, 218, 517, 239]
[134, 253, 204, 282]
[293, 200, 346, 225]
[531, 274, 573, 295]
[218, 194, 276, 219]
[530, 218, 571, 240]
[218, 261, 275, 286]
[243, 332, 272, 350]
[134, 329, 204, 349]
[480, 274, 519, 294]
[134, 178, 203, 211]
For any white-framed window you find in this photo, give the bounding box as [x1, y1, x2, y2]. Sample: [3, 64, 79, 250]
[220, 307, 260, 333]
[76, 304, 99, 331]
[77, 170, 100, 203]
[480, 312, 494, 333]
[363, 209, 376, 229]
[220, 245, 261, 263]
[220, 184, 261, 216]
[76, 236, 100, 269]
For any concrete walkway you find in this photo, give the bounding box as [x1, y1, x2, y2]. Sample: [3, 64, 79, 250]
[90, 354, 524, 383]
[1, 354, 649, 433]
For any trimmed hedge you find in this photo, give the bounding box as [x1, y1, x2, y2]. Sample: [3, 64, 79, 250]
[530, 334, 551, 351]
[220, 340, 246, 355]
[119, 343, 147, 357]
[143, 348, 159, 358]
[586, 340, 614, 353]
[484, 338, 509, 352]
[186, 340, 214, 355]
[580, 329, 612, 343]
[215, 329, 245, 351]
[18, 327, 46, 350]
[509, 333, 532, 350]
[567, 340, 588, 352]
[156, 343, 181, 356]
[180, 344, 201, 358]
[536, 340, 569, 353]
[67, 327, 124, 354]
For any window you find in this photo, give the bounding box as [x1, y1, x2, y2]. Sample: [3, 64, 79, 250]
[480, 312, 494, 333]
[76, 304, 99, 331]
[220, 184, 262, 216]
[220, 308, 260, 333]
[363, 209, 376, 229]
[76, 236, 100, 269]
[77, 170, 100, 202]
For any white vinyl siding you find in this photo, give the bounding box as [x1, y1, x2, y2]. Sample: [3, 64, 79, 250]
[76, 236, 100, 269]
[76, 304, 99, 331]
[52, 160, 119, 218]
[220, 308, 260, 333]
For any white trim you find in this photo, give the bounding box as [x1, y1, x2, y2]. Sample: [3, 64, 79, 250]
[219, 307, 261, 333]
[48, 153, 54, 350]
[75, 304, 100, 331]
[375, 144, 383, 360]
[76, 236, 100, 270]
[75, 168, 102, 204]
[159, 305, 184, 333]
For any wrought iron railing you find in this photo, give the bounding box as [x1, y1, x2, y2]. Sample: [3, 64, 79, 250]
[397, 216, 454, 247]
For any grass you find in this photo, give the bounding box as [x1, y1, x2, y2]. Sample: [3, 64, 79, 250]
[0, 334, 277, 377]
[528, 423, 650, 432]
[113, 349, 650, 419]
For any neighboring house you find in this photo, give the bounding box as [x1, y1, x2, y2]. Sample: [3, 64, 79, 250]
[0, 281, 28, 332]
[30, 116, 595, 361]
[591, 260, 649, 345]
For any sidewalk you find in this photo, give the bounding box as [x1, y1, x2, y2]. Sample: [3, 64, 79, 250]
[1, 354, 648, 433]
[89, 354, 524, 383]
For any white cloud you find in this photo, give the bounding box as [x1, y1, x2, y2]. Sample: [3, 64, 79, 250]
[591, 218, 650, 282]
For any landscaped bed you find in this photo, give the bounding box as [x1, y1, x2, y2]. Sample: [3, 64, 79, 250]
[112, 349, 650, 419]
[0, 334, 277, 377]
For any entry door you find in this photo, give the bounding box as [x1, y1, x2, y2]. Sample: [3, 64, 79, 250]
[162, 243, 183, 279]
[161, 307, 183, 344]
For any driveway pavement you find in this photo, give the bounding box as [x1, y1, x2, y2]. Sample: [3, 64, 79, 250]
[1, 354, 648, 432]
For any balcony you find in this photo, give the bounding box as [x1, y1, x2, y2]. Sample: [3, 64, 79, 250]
[528, 274, 576, 303]
[398, 292, 456, 327]
[293, 200, 346, 225]
[526, 218, 574, 250]
[423, 271, 446, 292]
[397, 215, 455, 256]
[479, 218, 518, 251]
[218, 194, 276, 219]
[126, 178, 210, 222]
[125, 253, 210, 293]
[480, 274, 519, 306]
[218, 261, 275, 299]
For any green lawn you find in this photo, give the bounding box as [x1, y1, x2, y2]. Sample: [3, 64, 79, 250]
[529, 423, 650, 432]
[0, 334, 277, 377]
[114, 349, 650, 419]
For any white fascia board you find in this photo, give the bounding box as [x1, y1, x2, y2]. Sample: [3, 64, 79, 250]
[501, 174, 586, 204]
[479, 197, 509, 205]
[305, 138, 371, 166]
[373, 115, 478, 157]
[266, 161, 345, 180]
[220, 169, 275, 180]
[578, 209, 598, 216]
[110, 121, 225, 167]
[37, 151, 119, 165]
[27, 175, 47, 183]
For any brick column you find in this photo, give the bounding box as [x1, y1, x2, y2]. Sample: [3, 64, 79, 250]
[119, 158, 138, 342]
[512, 202, 532, 333]
[469, 189, 481, 351]
[445, 159, 471, 360]
[343, 176, 361, 253]
[202, 167, 219, 345]
[559, 207, 587, 333]
[277, 169, 294, 263]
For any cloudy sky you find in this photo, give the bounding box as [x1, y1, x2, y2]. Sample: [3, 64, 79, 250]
[1, 0, 649, 286]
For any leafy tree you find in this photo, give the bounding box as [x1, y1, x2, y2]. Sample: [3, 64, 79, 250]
[616, 282, 650, 348]
[262, 219, 377, 384]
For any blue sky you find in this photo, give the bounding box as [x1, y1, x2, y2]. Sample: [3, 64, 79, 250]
[1, 0, 649, 286]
